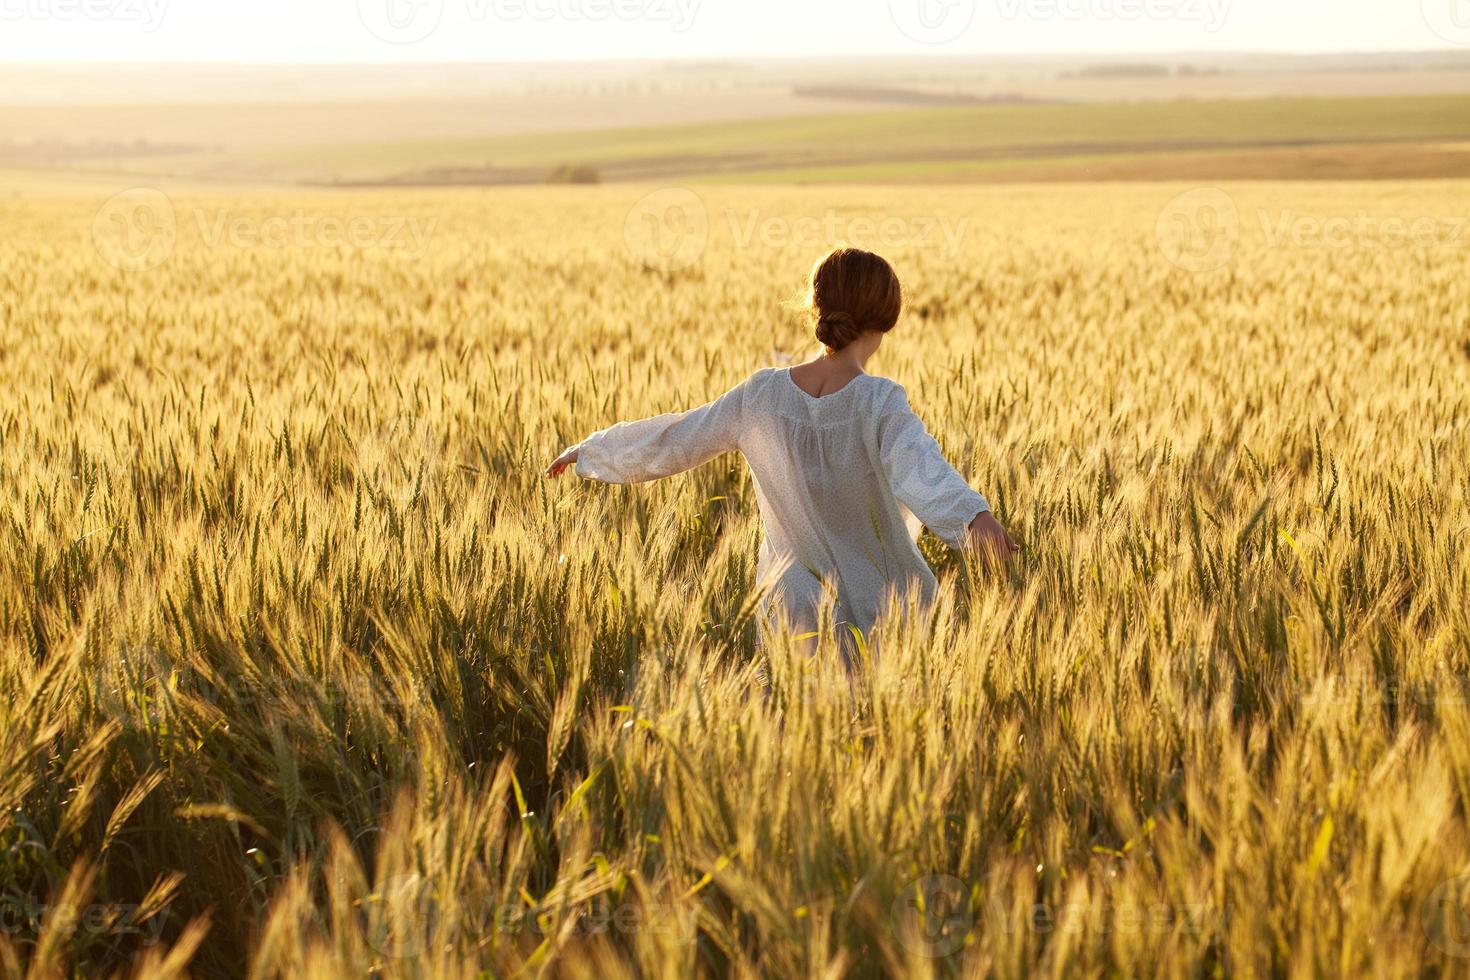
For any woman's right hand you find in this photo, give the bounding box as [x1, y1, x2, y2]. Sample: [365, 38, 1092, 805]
[967, 510, 1019, 559]
[545, 446, 580, 478]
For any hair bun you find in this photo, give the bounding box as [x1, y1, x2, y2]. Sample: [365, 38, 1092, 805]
[815, 310, 862, 351]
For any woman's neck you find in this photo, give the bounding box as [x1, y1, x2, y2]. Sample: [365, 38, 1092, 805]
[823, 348, 864, 371]
[816, 344, 870, 373]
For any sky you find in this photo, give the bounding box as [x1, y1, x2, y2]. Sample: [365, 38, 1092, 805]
[0, 0, 1467, 62]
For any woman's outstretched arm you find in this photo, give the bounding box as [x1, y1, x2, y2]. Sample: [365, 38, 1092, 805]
[875, 383, 1017, 558]
[546, 377, 746, 484]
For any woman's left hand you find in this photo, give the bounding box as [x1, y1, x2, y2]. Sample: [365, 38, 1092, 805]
[966, 510, 1019, 560]
[545, 446, 580, 478]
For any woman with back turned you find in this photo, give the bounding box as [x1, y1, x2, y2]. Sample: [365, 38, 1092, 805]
[547, 247, 1017, 642]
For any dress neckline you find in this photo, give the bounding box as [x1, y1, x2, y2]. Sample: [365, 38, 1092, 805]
[784, 366, 867, 401]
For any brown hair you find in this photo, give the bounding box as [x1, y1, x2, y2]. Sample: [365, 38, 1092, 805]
[804, 248, 903, 352]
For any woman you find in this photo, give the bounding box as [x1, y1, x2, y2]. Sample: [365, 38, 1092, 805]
[546, 247, 1017, 641]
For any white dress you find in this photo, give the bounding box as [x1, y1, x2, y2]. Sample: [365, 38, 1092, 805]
[574, 367, 990, 636]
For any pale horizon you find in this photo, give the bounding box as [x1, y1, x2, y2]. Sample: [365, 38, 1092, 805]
[6, 46, 1470, 65]
[2, 0, 1469, 63]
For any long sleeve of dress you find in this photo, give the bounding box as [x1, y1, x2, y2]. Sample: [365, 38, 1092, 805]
[874, 384, 990, 549]
[575, 378, 747, 484]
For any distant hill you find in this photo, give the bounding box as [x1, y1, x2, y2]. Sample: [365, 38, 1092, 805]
[792, 86, 1048, 106]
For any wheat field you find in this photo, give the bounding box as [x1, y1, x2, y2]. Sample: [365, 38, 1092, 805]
[1, 181, 1468, 977]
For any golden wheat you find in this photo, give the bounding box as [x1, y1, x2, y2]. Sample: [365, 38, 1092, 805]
[0, 181, 1467, 977]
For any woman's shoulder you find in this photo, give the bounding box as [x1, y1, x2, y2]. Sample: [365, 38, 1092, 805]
[739, 366, 785, 393]
[861, 374, 908, 410]
[862, 373, 903, 393]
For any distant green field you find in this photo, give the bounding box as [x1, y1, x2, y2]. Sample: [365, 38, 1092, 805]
[283, 94, 1470, 185]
